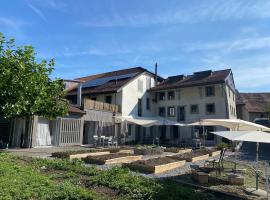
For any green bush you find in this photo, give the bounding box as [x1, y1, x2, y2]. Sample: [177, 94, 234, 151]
[154, 180, 215, 200]
[89, 167, 161, 200]
[216, 142, 230, 150]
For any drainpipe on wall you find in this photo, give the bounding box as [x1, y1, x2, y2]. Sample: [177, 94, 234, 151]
[77, 83, 82, 107]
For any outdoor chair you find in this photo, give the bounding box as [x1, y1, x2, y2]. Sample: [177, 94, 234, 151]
[93, 135, 99, 147]
[206, 148, 226, 175]
[107, 136, 118, 148]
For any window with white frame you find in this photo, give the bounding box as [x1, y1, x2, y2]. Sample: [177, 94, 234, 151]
[168, 106, 175, 117]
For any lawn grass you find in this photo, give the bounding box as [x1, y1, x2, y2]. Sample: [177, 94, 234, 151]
[0, 152, 217, 200]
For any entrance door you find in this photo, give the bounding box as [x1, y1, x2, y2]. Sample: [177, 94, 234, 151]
[36, 117, 51, 146]
[177, 106, 185, 122]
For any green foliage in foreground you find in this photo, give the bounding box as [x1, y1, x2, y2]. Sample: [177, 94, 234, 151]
[0, 154, 94, 200]
[0, 32, 68, 119]
[0, 153, 216, 200]
[33, 156, 216, 200]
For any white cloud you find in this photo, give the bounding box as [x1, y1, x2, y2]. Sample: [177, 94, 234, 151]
[81, 1, 270, 27]
[185, 36, 270, 53]
[0, 17, 28, 30]
[28, 3, 47, 22]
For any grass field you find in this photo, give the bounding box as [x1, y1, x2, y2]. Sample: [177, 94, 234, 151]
[0, 152, 218, 200]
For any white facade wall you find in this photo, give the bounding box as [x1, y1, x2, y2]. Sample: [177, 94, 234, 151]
[150, 82, 237, 144]
[121, 73, 155, 117]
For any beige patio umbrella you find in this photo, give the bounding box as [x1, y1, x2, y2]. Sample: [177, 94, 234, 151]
[202, 119, 270, 131]
[211, 130, 270, 191]
[189, 119, 270, 176]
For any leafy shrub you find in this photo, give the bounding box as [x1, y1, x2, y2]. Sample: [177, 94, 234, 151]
[154, 180, 215, 200]
[216, 142, 230, 150]
[88, 167, 161, 200]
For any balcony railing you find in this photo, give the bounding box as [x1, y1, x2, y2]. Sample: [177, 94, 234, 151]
[83, 98, 121, 113]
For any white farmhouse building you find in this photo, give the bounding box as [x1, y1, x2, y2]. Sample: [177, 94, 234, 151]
[66, 67, 237, 146]
[149, 69, 237, 146]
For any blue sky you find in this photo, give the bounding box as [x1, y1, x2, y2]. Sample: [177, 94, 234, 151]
[1, 0, 270, 92]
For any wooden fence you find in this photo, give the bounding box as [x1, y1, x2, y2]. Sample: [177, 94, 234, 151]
[53, 118, 83, 146]
[83, 98, 121, 113]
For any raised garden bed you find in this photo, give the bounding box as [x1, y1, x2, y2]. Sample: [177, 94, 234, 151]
[195, 148, 221, 157]
[83, 153, 142, 165]
[51, 147, 133, 159]
[124, 157, 185, 174]
[51, 149, 102, 159]
[164, 147, 192, 154]
[133, 147, 164, 155]
[169, 150, 209, 162]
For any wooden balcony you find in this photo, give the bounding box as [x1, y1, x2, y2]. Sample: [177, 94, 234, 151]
[83, 98, 121, 113]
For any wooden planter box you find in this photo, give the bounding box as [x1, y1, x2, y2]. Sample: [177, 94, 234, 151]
[209, 150, 221, 157]
[189, 154, 209, 162]
[119, 149, 133, 154]
[165, 148, 192, 154]
[125, 160, 186, 174]
[169, 153, 209, 162]
[84, 155, 142, 165]
[69, 151, 110, 159]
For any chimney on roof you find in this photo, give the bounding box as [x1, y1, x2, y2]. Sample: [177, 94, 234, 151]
[155, 63, 158, 86]
[77, 83, 82, 107]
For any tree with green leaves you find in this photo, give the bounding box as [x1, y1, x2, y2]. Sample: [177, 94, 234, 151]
[0, 33, 68, 119]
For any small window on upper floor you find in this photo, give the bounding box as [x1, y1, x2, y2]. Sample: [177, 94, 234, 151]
[159, 107, 166, 117]
[159, 92, 165, 101]
[146, 77, 151, 89]
[190, 104, 199, 114]
[167, 107, 175, 117]
[206, 103, 215, 115]
[105, 96, 112, 104]
[138, 79, 143, 92]
[168, 91, 175, 100]
[205, 86, 215, 97]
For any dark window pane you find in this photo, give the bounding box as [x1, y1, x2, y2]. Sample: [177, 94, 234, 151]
[206, 103, 215, 114]
[168, 91, 175, 100]
[159, 107, 165, 117]
[205, 86, 215, 97]
[190, 104, 199, 114]
[159, 92, 165, 100]
[138, 99, 142, 116]
[105, 96, 112, 104]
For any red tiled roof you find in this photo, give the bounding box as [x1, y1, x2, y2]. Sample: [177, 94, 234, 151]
[150, 69, 231, 91]
[237, 93, 270, 113]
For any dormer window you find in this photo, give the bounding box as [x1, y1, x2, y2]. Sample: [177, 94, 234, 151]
[205, 86, 215, 97]
[168, 91, 175, 100]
